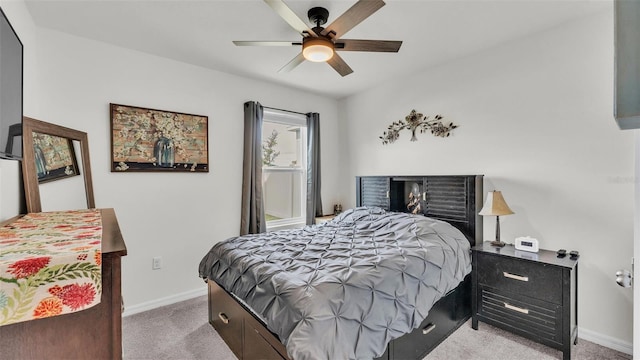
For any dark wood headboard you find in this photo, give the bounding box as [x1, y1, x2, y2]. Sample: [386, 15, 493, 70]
[356, 175, 483, 246]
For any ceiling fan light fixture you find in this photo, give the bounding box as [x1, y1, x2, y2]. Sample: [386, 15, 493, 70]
[302, 37, 334, 62]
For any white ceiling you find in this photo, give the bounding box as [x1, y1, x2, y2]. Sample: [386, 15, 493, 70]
[24, 0, 611, 99]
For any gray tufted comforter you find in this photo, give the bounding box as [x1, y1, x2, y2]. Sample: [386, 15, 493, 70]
[198, 207, 471, 360]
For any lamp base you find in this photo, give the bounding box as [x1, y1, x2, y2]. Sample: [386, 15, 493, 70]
[490, 240, 506, 247]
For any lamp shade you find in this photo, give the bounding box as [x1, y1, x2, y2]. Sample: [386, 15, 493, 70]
[479, 191, 514, 216]
[302, 37, 334, 62]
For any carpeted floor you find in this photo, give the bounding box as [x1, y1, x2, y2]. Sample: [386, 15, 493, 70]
[122, 295, 631, 360]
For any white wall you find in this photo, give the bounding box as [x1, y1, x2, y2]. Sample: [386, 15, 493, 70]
[0, 159, 21, 220]
[30, 28, 341, 309]
[340, 9, 634, 350]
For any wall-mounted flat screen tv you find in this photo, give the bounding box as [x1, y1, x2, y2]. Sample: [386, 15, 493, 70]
[0, 7, 23, 160]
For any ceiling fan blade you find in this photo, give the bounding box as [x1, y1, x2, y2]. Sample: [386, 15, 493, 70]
[278, 53, 306, 73]
[327, 53, 354, 77]
[336, 39, 402, 52]
[322, 0, 385, 38]
[264, 0, 318, 37]
[233, 41, 299, 47]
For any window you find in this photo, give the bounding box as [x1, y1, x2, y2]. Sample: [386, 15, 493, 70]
[262, 109, 307, 230]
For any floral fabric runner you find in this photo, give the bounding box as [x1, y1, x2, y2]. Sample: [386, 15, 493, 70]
[0, 209, 102, 326]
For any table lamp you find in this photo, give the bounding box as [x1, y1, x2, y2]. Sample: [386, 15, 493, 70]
[479, 191, 514, 247]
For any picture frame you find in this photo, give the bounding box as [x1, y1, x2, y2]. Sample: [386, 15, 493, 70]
[110, 103, 209, 172]
[32, 131, 80, 184]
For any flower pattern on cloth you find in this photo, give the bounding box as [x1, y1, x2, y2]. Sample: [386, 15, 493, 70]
[0, 209, 102, 326]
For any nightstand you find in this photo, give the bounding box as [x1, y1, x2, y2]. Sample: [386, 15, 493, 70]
[472, 242, 578, 360]
[314, 214, 336, 224]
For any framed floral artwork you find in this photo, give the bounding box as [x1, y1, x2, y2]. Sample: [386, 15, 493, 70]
[110, 103, 209, 172]
[32, 131, 80, 183]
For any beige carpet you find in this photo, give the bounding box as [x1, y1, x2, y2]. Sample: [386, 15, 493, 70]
[123, 295, 631, 360]
[426, 320, 631, 360]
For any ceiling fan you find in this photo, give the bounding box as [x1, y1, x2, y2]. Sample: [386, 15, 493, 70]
[233, 0, 402, 77]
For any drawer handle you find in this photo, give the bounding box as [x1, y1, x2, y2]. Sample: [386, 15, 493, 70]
[503, 272, 529, 282]
[218, 312, 230, 324]
[422, 323, 436, 335]
[504, 302, 529, 314]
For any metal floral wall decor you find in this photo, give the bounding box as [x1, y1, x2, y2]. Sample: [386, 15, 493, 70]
[379, 109, 458, 144]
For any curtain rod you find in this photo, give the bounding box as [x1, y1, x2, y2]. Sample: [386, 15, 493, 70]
[263, 106, 307, 116]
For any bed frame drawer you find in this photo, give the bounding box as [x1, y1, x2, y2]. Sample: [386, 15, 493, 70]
[392, 291, 455, 359]
[243, 307, 290, 360]
[208, 281, 291, 360]
[389, 276, 471, 360]
[243, 323, 286, 360]
[208, 281, 244, 359]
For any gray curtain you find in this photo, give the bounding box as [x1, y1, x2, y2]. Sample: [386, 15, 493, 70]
[240, 101, 266, 235]
[306, 112, 322, 225]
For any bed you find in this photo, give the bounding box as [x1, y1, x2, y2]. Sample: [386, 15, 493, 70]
[199, 175, 483, 360]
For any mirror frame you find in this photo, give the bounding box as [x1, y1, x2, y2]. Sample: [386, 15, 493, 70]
[22, 116, 95, 213]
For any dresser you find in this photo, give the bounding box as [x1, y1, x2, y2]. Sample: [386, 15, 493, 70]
[0, 208, 127, 359]
[472, 242, 578, 360]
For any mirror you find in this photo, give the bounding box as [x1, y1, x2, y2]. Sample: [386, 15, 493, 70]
[22, 117, 94, 213]
[32, 131, 80, 183]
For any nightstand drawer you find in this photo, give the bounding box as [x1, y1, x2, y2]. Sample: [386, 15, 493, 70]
[478, 254, 562, 304]
[479, 286, 562, 344]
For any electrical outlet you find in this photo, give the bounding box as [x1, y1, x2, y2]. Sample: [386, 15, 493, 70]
[152, 256, 162, 270]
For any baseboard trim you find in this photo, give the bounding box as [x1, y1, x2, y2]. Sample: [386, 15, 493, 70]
[578, 326, 633, 355]
[122, 287, 207, 317]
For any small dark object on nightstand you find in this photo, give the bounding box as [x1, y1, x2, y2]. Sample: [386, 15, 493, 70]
[557, 249, 567, 258]
[569, 250, 579, 260]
